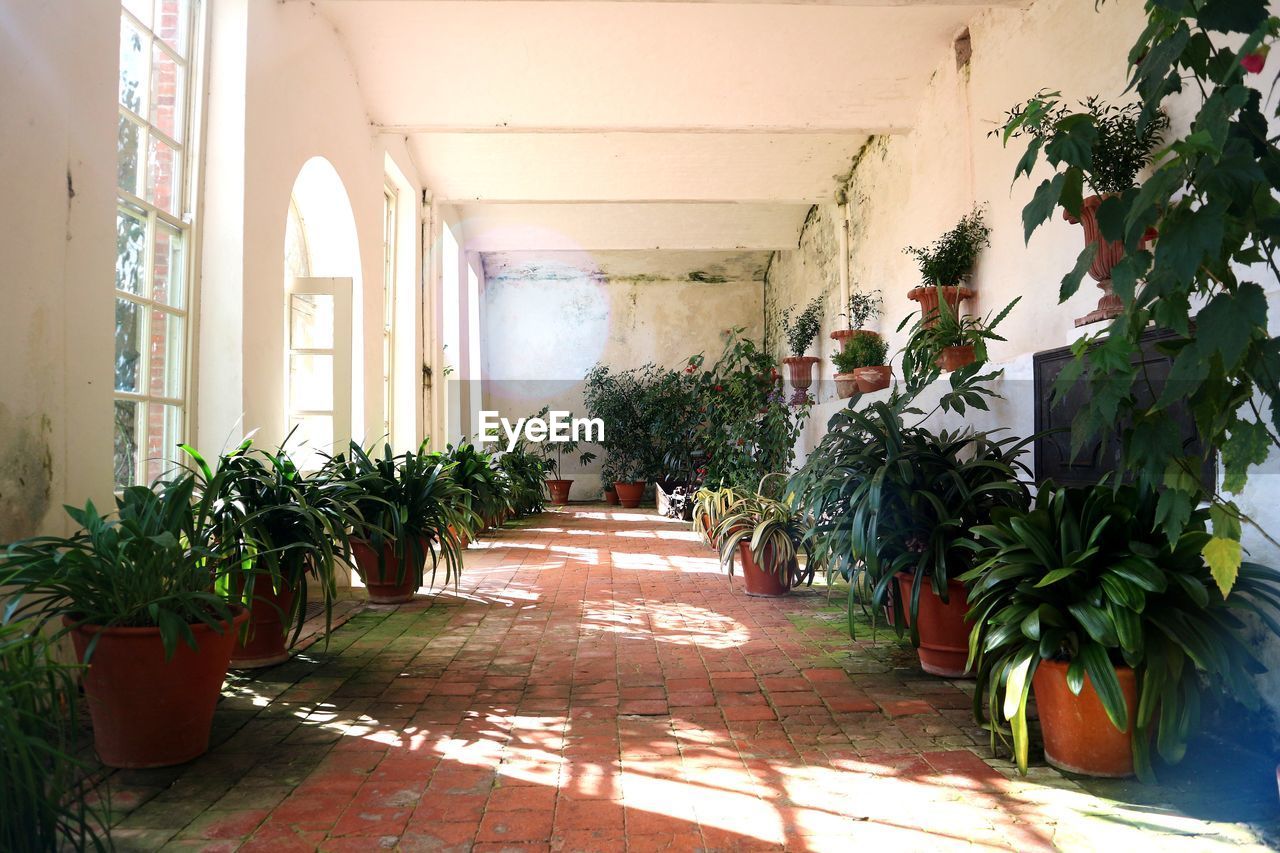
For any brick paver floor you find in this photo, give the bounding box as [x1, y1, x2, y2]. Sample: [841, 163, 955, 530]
[103, 506, 1275, 851]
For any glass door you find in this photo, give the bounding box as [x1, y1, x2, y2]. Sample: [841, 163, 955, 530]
[286, 277, 352, 469]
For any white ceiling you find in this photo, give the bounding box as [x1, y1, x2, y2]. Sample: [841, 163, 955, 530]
[312, 0, 1019, 270]
[483, 250, 772, 283]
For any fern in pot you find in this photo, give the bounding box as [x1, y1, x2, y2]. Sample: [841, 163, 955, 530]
[1, 473, 248, 768]
[779, 296, 824, 392]
[903, 207, 990, 323]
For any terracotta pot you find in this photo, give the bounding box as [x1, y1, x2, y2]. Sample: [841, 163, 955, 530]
[603, 487, 619, 505]
[231, 577, 295, 668]
[352, 537, 427, 604]
[782, 356, 820, 391]
[895, 573, 970, 677]
[614, 481, 646, 508]
[1067, 194, 1129, 328]
[547, 478, 573, 505]
[446, 525, 470, 550]
[830, 328, 878, 351]
[853, 365, 892, 393]
[937, 344, 975, 372]
[834, 372, 859, 399]
[908, 285, 974, 328]
[1033, 658, 1137, 777]
[737, 541, 796, 598]
[66, 607, 247, 768]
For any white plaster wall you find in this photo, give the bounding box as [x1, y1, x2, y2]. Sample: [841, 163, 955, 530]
[0, 0, 117, 538]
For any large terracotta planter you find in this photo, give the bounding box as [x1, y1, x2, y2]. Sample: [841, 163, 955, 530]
[737, 541, 796, 598]
[1033, 659, 1137, 777]
[1066, 194, 1127, 328]
[908, 285, 974, 327]
[352, 538, 427, 604]
[614, 481, 646, 508]
[783, 356, 820, 391]
[546, 479, 573, 505]
[67, 607, 248, 768]
[895, 573, 970, 677]
[937, 345, 975, 372]
[834, 371, 859, 399]
[830, 328, 877, 352]
[231, 578, 295, 668]
[853, 365, 892, 393]
[603, 487, 619, 505]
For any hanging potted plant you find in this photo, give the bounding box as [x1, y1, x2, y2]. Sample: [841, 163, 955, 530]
[779, 296, 824, 391]
[831, 288, 883, 351]
[0, 474, 248, 768]
[899, 292, 1020, 391]
[329, 442, 475, 604]
[963, 482, 1280, 780]
[831, 332, 890, 398]
[713, 475, 814, 597]
[997, 95, 1167, 327]
[903, 207, 989, 324]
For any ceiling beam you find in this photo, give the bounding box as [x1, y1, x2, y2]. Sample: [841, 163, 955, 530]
[376, 123, 908, 136]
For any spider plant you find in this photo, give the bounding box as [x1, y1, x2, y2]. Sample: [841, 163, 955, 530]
[440, 441, 510, 528]
[714, 475, 814, 586]
[690, 485, 743, 547]
[899, 290, 1020, 392]
[961, 482, 1280, 780]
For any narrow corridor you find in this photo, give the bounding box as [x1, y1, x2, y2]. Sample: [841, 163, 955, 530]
[105, 508, 1266, 851]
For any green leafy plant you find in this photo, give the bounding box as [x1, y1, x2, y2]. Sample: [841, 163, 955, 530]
[690, 484, 743, 546]
[840, 288, 884, 330]
[496, 441, 548, 516]
[997, 3, 1280, 593]
[832, 334, 888, 373]
[713, 475, 814, 586]
[779, 296, 824, 357]
[520, 405, 598, 481]
[962, 482, 1280, 781]
[441, 440, 512, 524]
[899, 292, 1020, 392]
[584, 363, 660, 482]
[1, 625, 108, 852]
[903, 207, 991, 287]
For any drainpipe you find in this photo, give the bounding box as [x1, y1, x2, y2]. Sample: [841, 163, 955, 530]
[838, 200, 851, 320]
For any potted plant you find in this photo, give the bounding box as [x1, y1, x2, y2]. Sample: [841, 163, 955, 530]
[691, 484, 742, 549]
[963, 482, 1280, 780]
[713, 475, 814, 597]
[900, 292, 1020, 390]
[997, 95, 1167, 326]
[496, 440, 547, 517]
[440, 441, 509, 534]
[831, 288, 883, 351]
[831, 333, 890, 398]
[329, 442, 474, 604]
[1, 474, 248, 768]
[779, 296, 824, 391]
[903, 207, 989, 323]
[584, 364, 659, 508]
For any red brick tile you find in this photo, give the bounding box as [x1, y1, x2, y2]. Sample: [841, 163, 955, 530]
[476, 808, 555, 842]
[722, 706, 777, 722]
[618, 700, 669, 716]
[879, 699, 935, 717]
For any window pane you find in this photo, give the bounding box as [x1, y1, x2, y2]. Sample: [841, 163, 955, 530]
[290, 354, 333, 411]
[146, 135, 181, 215]
[152, 222, 184, 307]
[148, 310, 184, 399]
[149, 42, 183, 141]
[144, 403, 183, 484]
[117, 114, 142, 196]
[288, 415, 334, 470]
[119, 19, 146, 113]
[114, 399, 139, 489]
[123, 0, 152, 27]
[290, 294, 334, 349]
[153, 0, 190, 58]
[115, 298, 142, 392]
[116, 205, 147, 295]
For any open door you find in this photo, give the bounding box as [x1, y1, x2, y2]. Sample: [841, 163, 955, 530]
[286, 276, 353, 469]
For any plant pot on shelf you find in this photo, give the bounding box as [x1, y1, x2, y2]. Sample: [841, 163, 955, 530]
[546, 479, 573, 505]
[834, 372, 859, 399]
[782, 356, 820, 391]
[603, 487, 619, 505]
[830, 328, 877, 352]
[231, 578, 295, 668]
[614, 481, 646, 508]
[895, 573, 970, 677]
[66, 607, 248, 768]
[1032, 659, 1137, 777]
[1066, 194, 1128, 328]
[853, 365, 892, 393]
[352, 537, 427, 604]
[937, 345, 975, 372]
[737, 541, 797, 598]
[908, 285, 974, 328]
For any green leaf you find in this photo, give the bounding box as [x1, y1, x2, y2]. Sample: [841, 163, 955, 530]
[1196, 283, 1267, 371]
[1221, 420, 1270, 493]
[1079, 642, 1129, 733]
[1035, 567, 1078, 587]
[1060, 243, 1098, 303]
[1024, 173, 1066, 242]
[1203, 535, 1242, 597]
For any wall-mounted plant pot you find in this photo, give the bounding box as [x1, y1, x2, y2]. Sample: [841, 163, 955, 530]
[908, 285, 974, 327]
[834, 371, 859, 399]
[895, 573, 970, 677]
[546, 478, 573, 505]
[231, 578, 295, 668]
[614, 481, 646, 508]
[603, 487, 619, 505]
[830, 328, 877, 351]
[67, 607, 248, 768]
[737, 541, 796, 598]
[782, 355, 820, 391]
[853, 365, 892, 393]
[937, 345, 975, 372]
[1066, 193, 1127, 327]
[352, 537, 427, 604]
[1033, 659, 1137, 778]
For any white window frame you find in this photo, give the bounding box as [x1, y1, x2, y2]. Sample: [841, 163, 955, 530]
[381, 183, 398, 447]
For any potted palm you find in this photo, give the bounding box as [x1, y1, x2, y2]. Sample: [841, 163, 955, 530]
[903, 207, 989, 323]
[831, 288, 883, 352]
[963, 482, 1280, 780]
[441, 441, 508, 534]
[1, 474, 247, 768]
[714, 475, 813, 597]
[832, 333, 890, 398]
[779, 296, 824, 391]
[329, 442, 475, 604]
